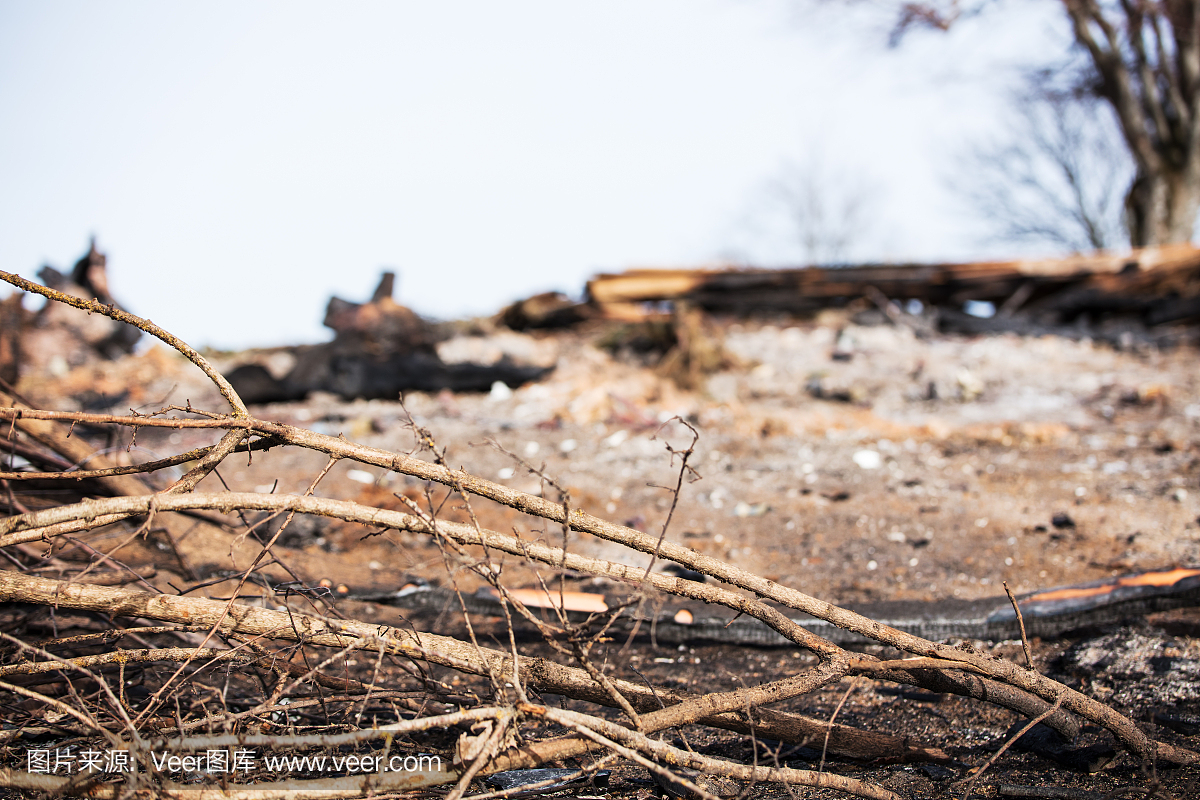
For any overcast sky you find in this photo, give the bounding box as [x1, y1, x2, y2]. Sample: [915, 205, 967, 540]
[0, 1, 1067, 350]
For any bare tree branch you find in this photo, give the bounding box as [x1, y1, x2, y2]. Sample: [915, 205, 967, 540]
[0, 271, 248, 417]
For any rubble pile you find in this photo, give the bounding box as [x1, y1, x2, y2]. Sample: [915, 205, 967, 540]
[225, 271, 554, 403]
[575, 244, 1200, 344]
[0, 239, 141, 384]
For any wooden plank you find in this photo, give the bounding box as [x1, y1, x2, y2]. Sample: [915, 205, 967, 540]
[586, 270, 720, 303]
[585, 245, 1200, 315]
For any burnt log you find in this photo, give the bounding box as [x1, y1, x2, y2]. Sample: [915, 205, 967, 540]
[224, 364, 307, 405]
[0, 293, 26, 387]
[225, 271, 554, 404]
[226, 347, 552, 404]
[1145, 295, 1200, 326]
[585, 245, 1200, 325]
[39, 239, 142, 358]
[936, 307, 1197, 348]
[498, 292, 592, 330]
[322, 271, 438, 357]
[16, 239, 142, 375]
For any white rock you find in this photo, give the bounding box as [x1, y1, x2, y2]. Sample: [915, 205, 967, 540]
[957, 368, 985, 401]
[852, 450, 882, 470]
[604, 429, 629, 448]
[733, 501, 769, 517]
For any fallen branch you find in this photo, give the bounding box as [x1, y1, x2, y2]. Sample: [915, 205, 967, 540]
[523, 703, 903, 800]
[2, 270, 1193, 800]
[0, 572, 937, 762]
[0, 271, 247, 416]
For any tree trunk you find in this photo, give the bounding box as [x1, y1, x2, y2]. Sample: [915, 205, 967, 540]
[1061, 0, 1200, 247]
[1126, 163, 1200, 246]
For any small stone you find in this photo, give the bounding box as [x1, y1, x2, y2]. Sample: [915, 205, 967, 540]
[918, 763, 955, 780]
[346, 469, 376, 484]
[853, 450, 882, 469]
[604, 429, 629, 448]
[956, 368, 984, 401]
[1051, 512, 1076, 529]
[733, 501, 770, 517]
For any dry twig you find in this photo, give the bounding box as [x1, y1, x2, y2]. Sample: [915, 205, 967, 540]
[0, 275, 1195, 800]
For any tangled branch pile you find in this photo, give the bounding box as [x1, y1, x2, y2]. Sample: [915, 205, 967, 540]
[0, 272, 1195, 800]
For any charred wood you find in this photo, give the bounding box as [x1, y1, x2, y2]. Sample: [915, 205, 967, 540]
[35, 238, 141, 359]
[226, 271, 554, 403]
[583, 245, 1200, 331]
[497, 292, 593, 330]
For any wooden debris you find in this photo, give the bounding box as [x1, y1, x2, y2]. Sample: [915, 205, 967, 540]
[0, 293, 24, 387]
[226, 271, 554, 403]
[657, 301, 741, 390]
[36, 238, 142, 358]
[322, 270, 439, 356]
[497, 291, 593, 330]
[4, 239, 142, 379]
[581, 244, 1200, 325]
[595, 302, 739, 389]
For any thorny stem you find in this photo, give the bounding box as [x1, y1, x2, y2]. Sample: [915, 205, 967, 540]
[522, 703, 904, 800]
[641, 416, 700, 582]
[1004, 579, 1035, 670]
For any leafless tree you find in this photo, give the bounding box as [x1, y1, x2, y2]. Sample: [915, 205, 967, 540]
[778, 160, 876, 263]
[898, 0, 1200, 247]
[1064, 0, 1200, 246]
[956, 86, 1133, 251]
[726, 158, 880, 265]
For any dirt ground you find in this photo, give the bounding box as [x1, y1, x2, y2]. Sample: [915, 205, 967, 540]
[56, 310, 1199, 603]
[13, 309, 1200, 797]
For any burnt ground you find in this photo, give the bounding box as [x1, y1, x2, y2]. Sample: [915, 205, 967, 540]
[9, 310, 1200, 797]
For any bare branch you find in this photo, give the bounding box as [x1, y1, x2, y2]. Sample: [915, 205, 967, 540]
[0, 270, 248, 416]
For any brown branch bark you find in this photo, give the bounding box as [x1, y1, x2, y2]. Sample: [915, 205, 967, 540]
[0, 397, 1191, 764]
[522, 703, 903, 800]
[0, 572, 941, 762]
[0, 389, 160, 501]
[1, 471, 1180, 760]
[0, 271, 248, 416]
[0, 647, 252, 680]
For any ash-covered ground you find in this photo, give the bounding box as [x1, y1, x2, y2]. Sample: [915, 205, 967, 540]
[17, 310, 1200, 797]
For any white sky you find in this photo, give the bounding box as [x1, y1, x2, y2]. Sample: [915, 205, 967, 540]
[0, 1, 1068, 350]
